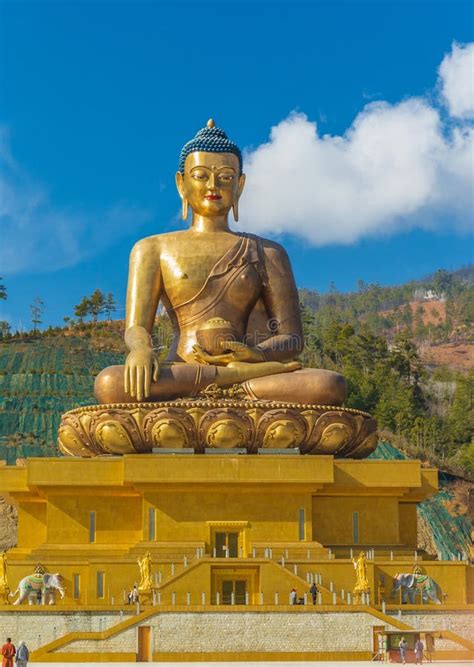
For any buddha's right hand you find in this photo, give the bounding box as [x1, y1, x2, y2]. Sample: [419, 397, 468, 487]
[124, 348, 159, 401]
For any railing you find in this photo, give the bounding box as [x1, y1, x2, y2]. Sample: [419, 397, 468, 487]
[145, 545, 432, 563]
[26, 590, 447, 609]
[122, 590, 381, 607]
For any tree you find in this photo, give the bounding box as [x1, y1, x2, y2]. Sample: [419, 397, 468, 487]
[88, 289, 106, 323]
[73, 289, 109, 323]
[446, 370, 474, 448]
[0, 321, 11, 338]
[74, 297, 90, 323]
[390, 333, 423, 384]
[431, 269, 454, 298]
[0, 278, 6, 301]
[30, 297, 44, 332]
[104, 292, 117, 320]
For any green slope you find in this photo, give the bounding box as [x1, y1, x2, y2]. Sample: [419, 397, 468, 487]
[0, 336, 122, 462]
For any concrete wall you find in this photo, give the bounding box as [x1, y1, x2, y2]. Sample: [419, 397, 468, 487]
[17, 500, 46, 549]
[0, 610, 134, 650]
[2, 609, 472, 656]
[147, 490, 312, 545]
[399, 503, 418, 547]
[55, 611, 396, 654]
[47, 495, 142, 545]
[312, 496, 400, 545]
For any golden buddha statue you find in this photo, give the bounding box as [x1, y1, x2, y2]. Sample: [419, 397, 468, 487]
[352, 551, 370, 603]
[59, 120, 377, 457]
[137, 552, 153, 594]
[94, 119, 346, 407]
[0, 551, 9, 604]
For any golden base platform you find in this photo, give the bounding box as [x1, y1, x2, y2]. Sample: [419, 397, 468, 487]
[58, 398, 377, 458]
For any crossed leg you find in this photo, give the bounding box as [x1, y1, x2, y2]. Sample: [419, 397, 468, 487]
[94, 362, 346, 406]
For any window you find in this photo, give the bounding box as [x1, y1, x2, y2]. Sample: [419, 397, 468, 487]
[215, 532, 239, 557]
[222, 579, 246, 604]
[89, 511, 96, 543]
[352, 511, 360, 544]
[148, 508, 156, 541]
[96, 571, 105, 598]
[73, 574, 80, 599]
[208, 521, 248, 558]
[298, 508, 305, 541]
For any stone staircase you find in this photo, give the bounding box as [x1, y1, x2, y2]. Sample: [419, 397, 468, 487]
[275, 560, 346, 604]
[138, 555, 344, 605]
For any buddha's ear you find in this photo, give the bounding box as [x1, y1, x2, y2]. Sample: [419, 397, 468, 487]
[176, 172, 189, 220]
[175, 171, 185, 198]
[238, 173, 246, 198]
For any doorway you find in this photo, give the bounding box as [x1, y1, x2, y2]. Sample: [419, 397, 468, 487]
[137, 625, 152, 662]
[211, 567, 258, 605]
[215, 531, 239, 557]
[372, 626, 386, 657]
[222, 579, 247, 604]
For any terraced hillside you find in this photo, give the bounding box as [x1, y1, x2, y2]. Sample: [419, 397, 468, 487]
[0, 335, 122, 462]
[0, 334, 471, 559]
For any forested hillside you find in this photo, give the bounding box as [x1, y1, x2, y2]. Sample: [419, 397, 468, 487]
[299, 266, 474, 343]
[299, 267, 474, 478]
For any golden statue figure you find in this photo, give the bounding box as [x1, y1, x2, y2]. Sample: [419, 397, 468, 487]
[59, 119, 378, 457]
[352, 551, 370, 603]
[137, 552, 153, 593]
[94, 119, 346, 406]
[0, 551, 9, 604]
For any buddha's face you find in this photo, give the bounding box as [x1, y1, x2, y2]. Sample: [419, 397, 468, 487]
[176, 152, 245, 218]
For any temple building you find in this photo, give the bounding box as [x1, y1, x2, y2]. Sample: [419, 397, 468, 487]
[1, 452, 473, 661]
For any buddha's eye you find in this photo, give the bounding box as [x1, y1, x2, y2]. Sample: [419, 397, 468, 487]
[191, 171, 208, 181]
[219, 173, 234, 182]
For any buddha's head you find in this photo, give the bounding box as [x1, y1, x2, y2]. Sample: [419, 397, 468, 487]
[176, 119, 246, 221]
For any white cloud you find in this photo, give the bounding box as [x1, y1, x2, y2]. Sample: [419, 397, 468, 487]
[439, 42, 474, 119]
[0, 131, 153, 275]
[239, 43, 474, 246]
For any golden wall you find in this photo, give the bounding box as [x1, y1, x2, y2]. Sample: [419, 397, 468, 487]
[1, 454, 471, 607]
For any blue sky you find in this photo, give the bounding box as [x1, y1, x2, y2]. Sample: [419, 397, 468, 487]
[0, 1, 473, 328]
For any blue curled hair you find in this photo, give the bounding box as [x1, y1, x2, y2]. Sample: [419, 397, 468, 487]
[178, 120, 243, 174]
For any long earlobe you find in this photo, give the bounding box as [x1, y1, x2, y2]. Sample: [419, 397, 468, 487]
[232, 199, 239, 222]
[176, 171, 188, 220]
[182, 198, 189, 221]
[238, 173, 246, 197]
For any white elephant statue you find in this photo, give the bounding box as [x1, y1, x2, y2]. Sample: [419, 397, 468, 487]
[391, 572, 441, 604]
[9, 572, 65, 605]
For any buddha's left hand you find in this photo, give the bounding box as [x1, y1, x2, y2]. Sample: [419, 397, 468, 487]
[192, 340, 265, 366]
